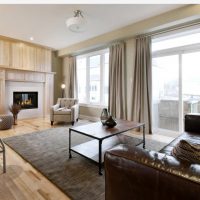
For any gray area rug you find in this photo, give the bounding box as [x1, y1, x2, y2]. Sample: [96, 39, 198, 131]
[3, 125, 167, 200]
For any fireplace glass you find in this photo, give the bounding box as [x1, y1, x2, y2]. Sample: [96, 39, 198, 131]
[13, 92, 38, 109]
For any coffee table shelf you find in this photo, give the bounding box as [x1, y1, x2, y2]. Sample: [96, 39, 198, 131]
[71, 140, 111, 163]
[71, 135, 130, 163]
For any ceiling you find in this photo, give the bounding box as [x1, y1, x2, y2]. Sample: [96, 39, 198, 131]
[0, 5, 183, 50]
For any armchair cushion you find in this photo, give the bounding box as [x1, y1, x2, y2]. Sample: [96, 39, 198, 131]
[54, 108, 71, 115]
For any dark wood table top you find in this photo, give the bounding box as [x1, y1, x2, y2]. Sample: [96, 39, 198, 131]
[70, 119, 144, 140]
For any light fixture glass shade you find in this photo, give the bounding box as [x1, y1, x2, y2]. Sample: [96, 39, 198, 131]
[66, 16, 86, 32]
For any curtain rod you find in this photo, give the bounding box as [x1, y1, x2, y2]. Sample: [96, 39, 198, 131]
[137, 19, 200, 39]
[71, 41, 124, 57]
[71, 44, 109, 57]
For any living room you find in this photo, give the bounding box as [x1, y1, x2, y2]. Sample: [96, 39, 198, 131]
[0, 2, 200, 200]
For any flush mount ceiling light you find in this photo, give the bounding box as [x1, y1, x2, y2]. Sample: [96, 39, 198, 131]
[66, 10, 86, 33]
[29, 36, 34, 41]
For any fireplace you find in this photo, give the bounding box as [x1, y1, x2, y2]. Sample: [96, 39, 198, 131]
[13, 92, 38, 109]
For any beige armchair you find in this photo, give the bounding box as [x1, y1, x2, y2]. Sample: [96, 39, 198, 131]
[50, 98, 79, 126]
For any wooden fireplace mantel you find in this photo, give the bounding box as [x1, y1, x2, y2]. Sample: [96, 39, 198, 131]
[0, 67, 55, 116]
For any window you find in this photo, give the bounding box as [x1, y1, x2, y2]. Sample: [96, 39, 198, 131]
[76, 49, 109, 106]
[152, 29, 200, 52]
[152, 27, 200, 134]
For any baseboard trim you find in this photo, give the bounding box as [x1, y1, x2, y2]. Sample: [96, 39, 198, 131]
[79, 114, 99, 122]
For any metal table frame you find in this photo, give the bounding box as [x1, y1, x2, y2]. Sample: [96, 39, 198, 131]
[69, 123, 145, 175]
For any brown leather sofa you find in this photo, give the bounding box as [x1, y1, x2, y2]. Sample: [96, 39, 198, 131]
[104, 114, 200, 200]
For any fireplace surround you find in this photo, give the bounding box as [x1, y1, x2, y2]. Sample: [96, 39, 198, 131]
[6, 81, 44, 119]
[0, 68, 54, 118]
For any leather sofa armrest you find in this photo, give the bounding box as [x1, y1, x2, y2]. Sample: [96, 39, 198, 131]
[185, 114, 200, 133]
[71, 104, 79, 122]
[105, 144, 200, 200]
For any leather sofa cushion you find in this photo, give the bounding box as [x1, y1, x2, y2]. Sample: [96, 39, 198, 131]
[185, 114, 200, 132]
[54, 108, 71, 115]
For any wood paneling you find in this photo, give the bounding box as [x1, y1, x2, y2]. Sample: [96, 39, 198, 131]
[44, 73, 54, 115]
[36, 47, 45, 72]
[10, 42, 23, 69]
[0, 40, 9, 66]
[23, 44, 36, 71]
[0, 39, 52, 73]
[35, 47, 52, 72]
[44, 49, 51, 72]
[0, 69, 5, 113]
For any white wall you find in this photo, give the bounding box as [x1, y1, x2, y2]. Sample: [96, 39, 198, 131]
[5, 81, 44, 119]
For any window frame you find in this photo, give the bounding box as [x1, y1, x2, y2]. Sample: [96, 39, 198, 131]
[152, 28, 200, 134]
[76, 48, 109, 107]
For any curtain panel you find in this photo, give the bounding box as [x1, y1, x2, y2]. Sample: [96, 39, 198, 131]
[63, 56, 77, 98]
[108, 43, 127, 119]
[131, 36, 152, 134]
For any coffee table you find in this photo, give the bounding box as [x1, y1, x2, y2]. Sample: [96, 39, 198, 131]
[69, 119, 145, 175]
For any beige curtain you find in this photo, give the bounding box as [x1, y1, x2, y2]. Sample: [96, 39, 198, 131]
[108, 43, 126, 119]
[131, 36, 152, 134]
[63, 56, 77, 98]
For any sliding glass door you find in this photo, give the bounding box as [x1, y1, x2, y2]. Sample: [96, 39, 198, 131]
[152, 50, 200, 134]
[182, 52, 200, 120]
[151, 27, 200, 134]
[152, 55, 180, 133]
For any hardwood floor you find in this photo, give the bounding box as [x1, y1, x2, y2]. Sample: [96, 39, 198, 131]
[0, 117, 70, 200]
[0, 117, 177, 200]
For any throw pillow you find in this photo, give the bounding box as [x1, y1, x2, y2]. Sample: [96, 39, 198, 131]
[62, 100, 70, 109]
[172, 139, 200, 164]
[67, 100, 74, 109]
